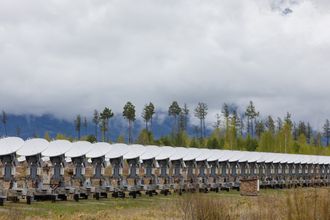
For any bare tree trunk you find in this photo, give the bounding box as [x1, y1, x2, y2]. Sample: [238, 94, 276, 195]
[203, 119, 205, 139]
[107, 121, 110, 142]
[95, 124, 98, 140]
[200, 119, 203, 140]
[128, 120, 132, 144]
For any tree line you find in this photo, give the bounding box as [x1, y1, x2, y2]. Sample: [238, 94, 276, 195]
[2, 101, 330, 156]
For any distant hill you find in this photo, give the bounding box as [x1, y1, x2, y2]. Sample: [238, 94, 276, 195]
[0, 112, 205, 142]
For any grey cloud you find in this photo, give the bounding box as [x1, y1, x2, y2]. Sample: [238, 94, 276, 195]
[0, 0, 330, 130]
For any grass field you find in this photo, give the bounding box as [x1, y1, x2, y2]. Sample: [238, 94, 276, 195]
[0, 188, 329, 220]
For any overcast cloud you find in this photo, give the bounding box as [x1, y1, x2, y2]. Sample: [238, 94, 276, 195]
[0, 0, 330, 129]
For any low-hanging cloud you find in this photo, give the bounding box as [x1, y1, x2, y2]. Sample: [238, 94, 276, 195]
[0, 0, 330, 129]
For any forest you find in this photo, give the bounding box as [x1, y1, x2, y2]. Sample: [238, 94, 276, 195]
[1, 100, 330, 156]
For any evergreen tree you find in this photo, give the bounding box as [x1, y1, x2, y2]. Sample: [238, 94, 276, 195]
[44, 131, 51, 141]
[2, 110, 8, 136]
[258, 131, 275, 152]
[194, 102, 208, 140]
[136, 129, 154, 145]
[92, 110, 100, 140]
[182, 103, 189, 131]
[74, 115, 81, 140]
[276, 117, 283, 132]
[148, 102, 155, 129]
[86, 135, 97, 143]
[207, 136, 220, 149]
[298, 121, 307, 137]
[214, 113, 221, 129]
[306, 122, 312, 144]
[265, 116, 275, 134]
[239, 114, 245, 136]
[227, 111, 238, 149]
[123, 101, 136, 144]
[246, 135, 258, 151]
[313, 132, 322, 148]
[284, 112, 293, 126]
[100, 118, 107, 142]
[323, 119, 330, 146]
[100, 107, 114, 142]
[116, 135, 125, 143]
[255, 120, 265, 138]
[142, 102, 155, 132]
[168, 101, 182, 136]
[178, 112, 185, 132]
[293, 122, 298, 141]
[176, 130, 190, 147]
[222, 103, 234, 146]
[55, 133, 72, 141]
[189, 137, 200, 148]
[83, 117, 88, 136]
[232, 110, 241, 135]
[158, 136, 173, 146]
[244, 101, 259, 137]
[222, 103, 230, 138]
[282, 113, 293, 153]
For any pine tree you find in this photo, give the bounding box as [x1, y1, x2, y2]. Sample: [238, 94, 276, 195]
[276, 117, 283, 132]
[282, 113, 293, 153]
[116, 135, 125, 143]
[86, 135, 97, 143]
[255, 120, 265, 138]
[239, 114, 245, 136]
[228, 111, 238, 149]
[44, 131, 51, 141]
[182, 103, 189, 131]
[245, 101, 259, 137]
[137, 129, 154, 145]
[246, 135, 258, 151]
[222, 103, 230, 141]
[293, 122, 298, 141]
[298, 121, 307, 137]
[306, 122, 312, 144]
[100, 107, 114, 142]
[258, 131, 275, 152]
[265, 116, 275, 134]
[123, 102, 136, 144]
[194, 102, 208, 139]
[2, 111, 8, 136]
[148, 102, 155, 130]
[92, 110, 100, 140]
[142, 102, 155, 132]
[323, 119, 330, 146]
[83, 117, 88, 136]
[100, 118, 107, 142]
[214, 113, 221, 129]
[74, 115, 81, 140]
[168, 101, 181, 136]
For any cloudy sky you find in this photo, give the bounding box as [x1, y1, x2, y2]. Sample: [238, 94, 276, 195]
[1, 0, 330, 128]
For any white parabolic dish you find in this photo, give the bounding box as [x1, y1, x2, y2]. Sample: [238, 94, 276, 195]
[16, 138, 49, 157]
[0, 137, 25, 156]
[65, 141, 93, 158]
[42, 140, 73, 157]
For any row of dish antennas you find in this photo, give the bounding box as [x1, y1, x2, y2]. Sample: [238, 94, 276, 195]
[0, 137, 330, 205]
